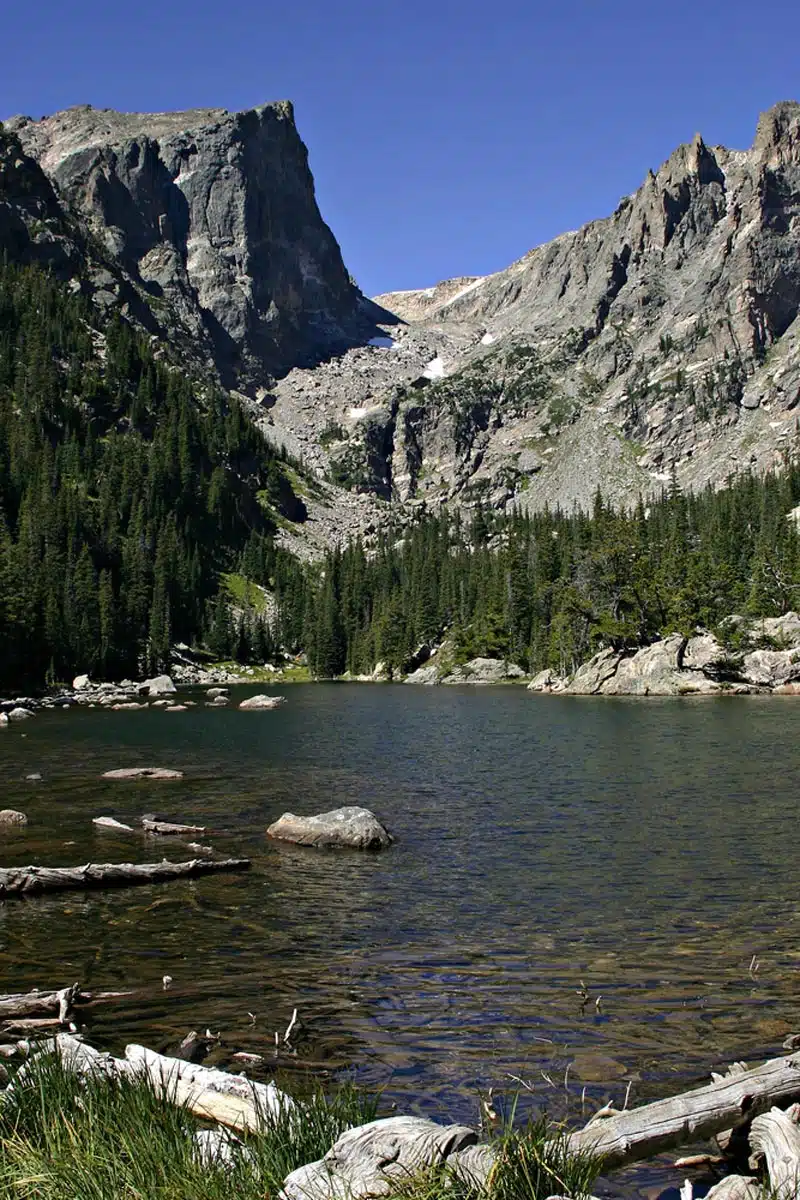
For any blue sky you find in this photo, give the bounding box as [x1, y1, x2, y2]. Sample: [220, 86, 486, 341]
[3, 0, 799, 296]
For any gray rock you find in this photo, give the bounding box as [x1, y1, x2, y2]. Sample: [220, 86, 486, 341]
[206, 687, 229, 698]
[440, 657, 525, 685]
[267, 806, 393, 851]
[72, 674, 91, 689]
[10, 104, 386, 389]
[238, 694, 285, 710]
[281, 1116, 478, 1200]
[142, 675, 176, 696]
[403, 663, 441, 685]
[0, 809, 28, 826]
[102, 767, 184, 780]
[0, 713, 8, 727]
[8, 707, 33, 721]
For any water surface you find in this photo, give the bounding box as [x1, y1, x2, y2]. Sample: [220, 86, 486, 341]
[1, 686, 799, 1186]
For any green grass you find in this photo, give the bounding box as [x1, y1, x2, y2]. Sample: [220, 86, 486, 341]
[220, 572, 270, 613]
[0, 1051, 377, 1200]
[0, 1055, 605, 1200]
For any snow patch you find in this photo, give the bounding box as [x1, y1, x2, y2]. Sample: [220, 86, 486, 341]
[422, 356, 446, 381]
[480, 332, 495, 345]
[348, 407, 369, 420]
[368, 336, 396, 349]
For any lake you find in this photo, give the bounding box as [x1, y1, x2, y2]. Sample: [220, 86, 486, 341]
[1, 684, 799, 1188]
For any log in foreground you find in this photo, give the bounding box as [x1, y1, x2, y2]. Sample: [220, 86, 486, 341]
[0, 858, 250, 898]
[566, 1052, 800, 1170]
[42, 1035, 290, 1134]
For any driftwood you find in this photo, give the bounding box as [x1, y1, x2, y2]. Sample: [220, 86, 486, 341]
[749, 1107, 800, 1198]
[704, 1177, 761, 1200]
[40, 1036, 291, 1133]
[142, 817, 207, 836]
[566, 1052, 800, 1170]
[0, 983, 131, 1021]
[0, 1018, 65, 1036]
[0, 858, 250, 898]
[93, 817, 135, 832]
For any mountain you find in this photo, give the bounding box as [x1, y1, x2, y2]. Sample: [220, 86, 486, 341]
[263, 101, 800, 520]
[5, 102, 392, 390]
[4, 98, 800, 547]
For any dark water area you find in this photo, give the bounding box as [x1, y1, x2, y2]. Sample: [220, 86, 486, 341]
[2, 684, 800, 1190]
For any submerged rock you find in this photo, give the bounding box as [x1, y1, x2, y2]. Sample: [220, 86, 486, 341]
[267, 806, 393, 851]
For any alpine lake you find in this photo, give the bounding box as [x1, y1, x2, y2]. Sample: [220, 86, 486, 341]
[2, 683, 800, 1196]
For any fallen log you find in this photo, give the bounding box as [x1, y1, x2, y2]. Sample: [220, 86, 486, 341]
[0, 983, 131, 1021]
[0, 858, 250, 899]
[141, 817, 207, 836]
[749, 1107, 800, 1199]
[0, 1018, 64, 1037]
[567, 1053, 800, 1170]
[93, 817, 135, 832]
[38, 1035, 292, 1134]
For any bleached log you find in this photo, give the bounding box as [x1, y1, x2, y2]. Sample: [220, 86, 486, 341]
[704, 1177, 761, 1200]
[93, 817, 135, 832]
[0, 984, 130, 1020]
[0, 857, 250, 898]
[141, 817, 207, 836]
[567, 1053, 800, 1170]
[124, 1044, 292, 1125]
[749, 1107, 800, 1199]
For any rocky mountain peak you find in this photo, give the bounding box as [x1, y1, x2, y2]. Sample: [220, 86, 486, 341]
[6, 100, 383, 388]
[753, 99, 800, 165]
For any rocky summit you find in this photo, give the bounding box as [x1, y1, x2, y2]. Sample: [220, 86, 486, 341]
[4, 99, 800, 548]
[3, 102, 390, 390]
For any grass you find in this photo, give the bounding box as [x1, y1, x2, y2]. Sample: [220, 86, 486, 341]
[220, 572, 270, 614]
[0, 1051, 377, 1200]
[0, 1054, 605, 1200]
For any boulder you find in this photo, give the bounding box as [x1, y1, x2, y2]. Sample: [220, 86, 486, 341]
[282, 1116, 477, 1200]
[239, 694, 286, 710]
[102, 767, 184, 780]
[527, 668, 564, 692]
[403, 663, 440, 685]
[72, 673, 91, 690]
[141, 675, 176, 696]
[0, 809, 28, 827]
[267, 806, 393, 851]
[0, 713, 8, 727]
[8, 707, 33, 721]
[441, 657, 526, 685]
[206, 687, 229, 698]
[741, 648, 800, 688]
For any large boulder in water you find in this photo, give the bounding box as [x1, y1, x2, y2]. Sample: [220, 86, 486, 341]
[239, 694, 285, 710]
[141, 674, 176, 696]
[267, 806, 393, 851]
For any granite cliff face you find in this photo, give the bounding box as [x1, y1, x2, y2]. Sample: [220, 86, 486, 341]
[5, 99, 800, 548]
[265, 101, 800, 521]
[6, 102, 385, 388]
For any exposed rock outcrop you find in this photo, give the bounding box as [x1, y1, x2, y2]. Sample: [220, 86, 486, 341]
[266, 101, 800, 530]
[529, 614, 800, 696]
[267, 806, 393, 850]
[7, 103, 390, 389]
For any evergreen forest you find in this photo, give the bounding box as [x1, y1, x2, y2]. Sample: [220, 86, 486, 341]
[2, 256, 800, 690]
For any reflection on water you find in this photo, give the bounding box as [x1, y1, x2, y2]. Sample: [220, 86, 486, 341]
[1, 687, 800, 1148]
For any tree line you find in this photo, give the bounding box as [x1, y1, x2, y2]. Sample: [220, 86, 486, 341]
[2, 256, 800, 690]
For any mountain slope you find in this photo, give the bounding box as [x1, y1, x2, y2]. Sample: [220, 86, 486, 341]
[265, 101, 800, 519]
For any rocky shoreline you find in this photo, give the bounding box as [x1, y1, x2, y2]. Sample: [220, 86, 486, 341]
[529, 612, 800, 697]
[4, 613, 800, 717]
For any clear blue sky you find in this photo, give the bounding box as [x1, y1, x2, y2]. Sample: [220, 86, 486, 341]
[3, 0, 799, 296]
